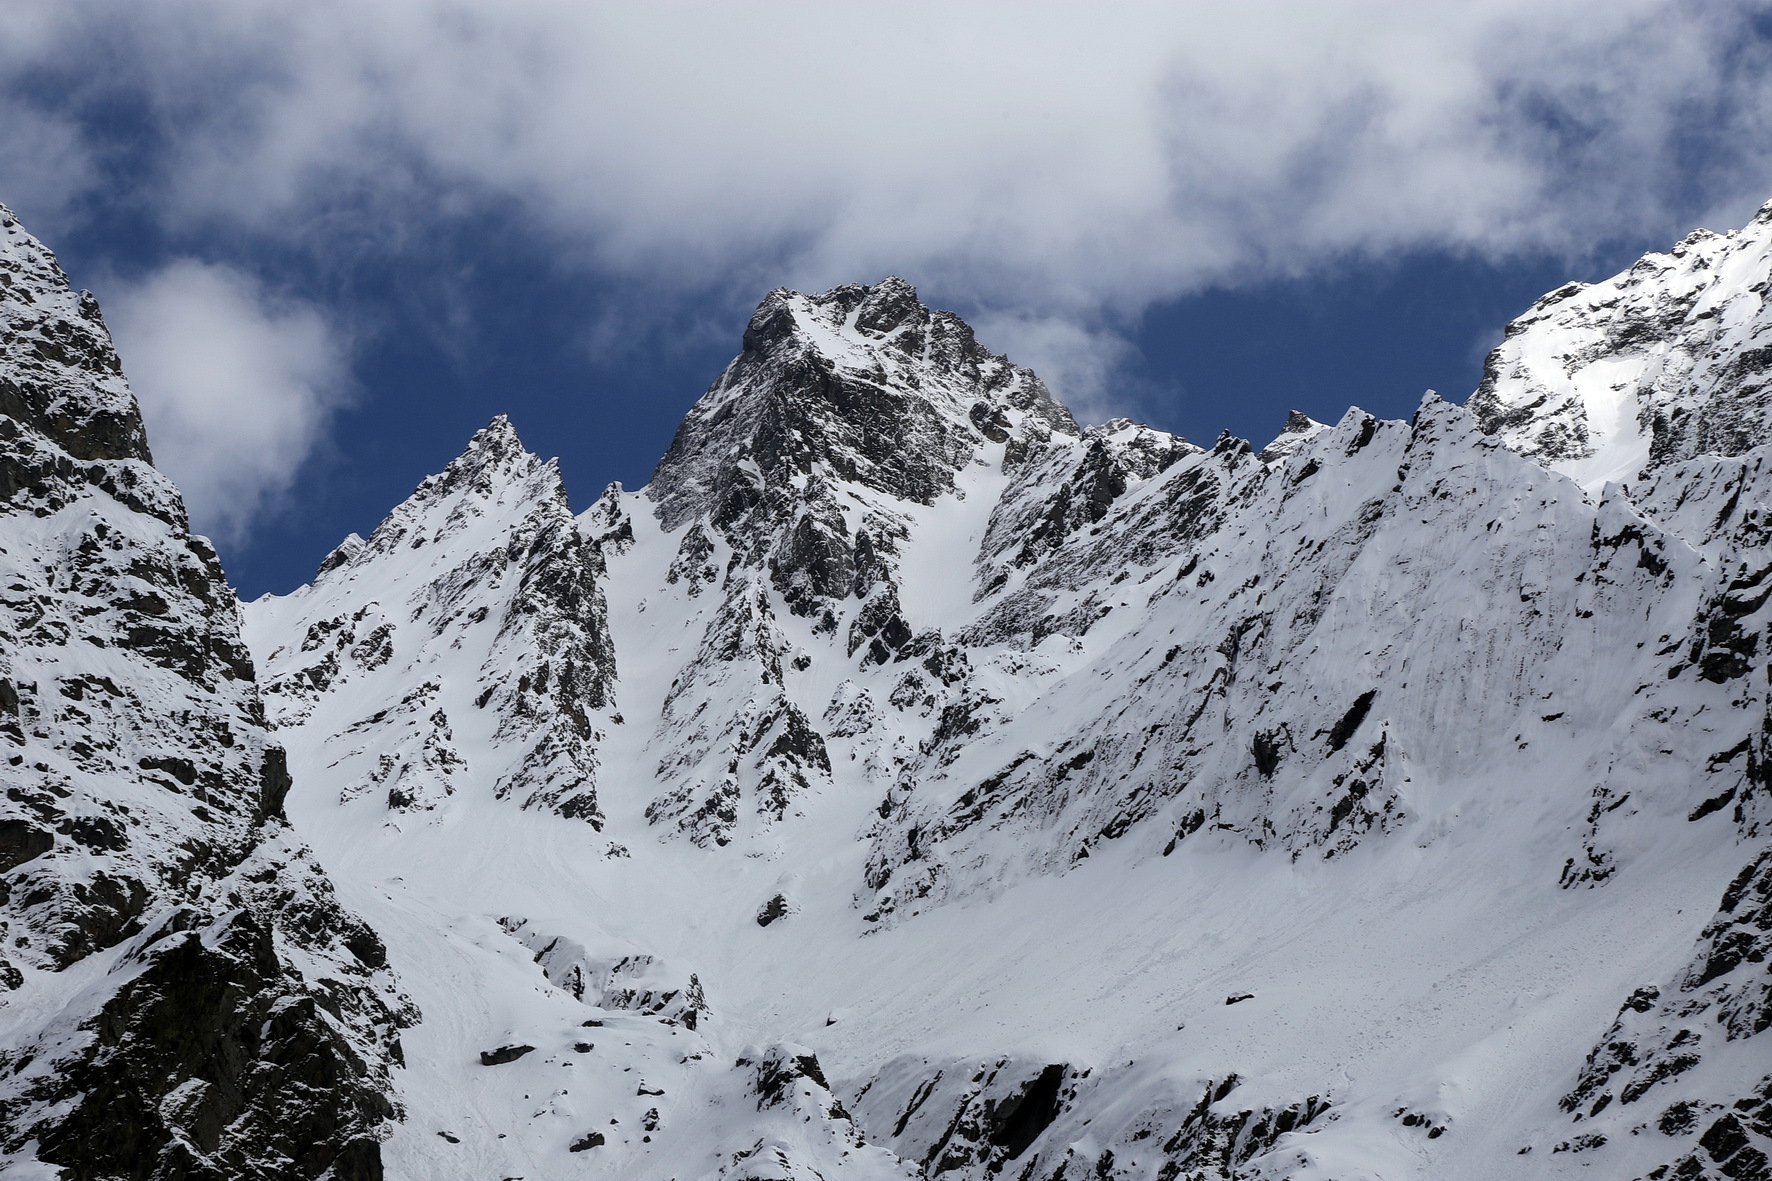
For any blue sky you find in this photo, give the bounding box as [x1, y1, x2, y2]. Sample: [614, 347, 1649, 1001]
[3, 2, 1770, 598]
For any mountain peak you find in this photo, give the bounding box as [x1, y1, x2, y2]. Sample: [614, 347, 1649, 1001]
[428, 414, 552, 496]
[1470, 199, 1772, 490]
[1256, 408, 1329, 461]
[0, 201, 154, 468]
[649, 279, 1077, 533]
[741, 276, 925, 355]
[459, 412, 529, 467]
[322, 415, 564, 578]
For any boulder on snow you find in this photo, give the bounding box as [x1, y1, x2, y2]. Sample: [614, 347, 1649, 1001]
[478, 1044, 536, 1066]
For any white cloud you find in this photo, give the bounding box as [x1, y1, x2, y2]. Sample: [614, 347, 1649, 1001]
[0, 108, 95, 236]
[7, 1, 1772, 414]
[968, 313, 1143, 427]
[104, 260, 350, 543]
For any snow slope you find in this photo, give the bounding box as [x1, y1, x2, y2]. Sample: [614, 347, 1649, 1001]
[246, 219, 1772, 1181]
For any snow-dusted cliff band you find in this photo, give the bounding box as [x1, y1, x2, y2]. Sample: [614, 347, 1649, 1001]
[0, 205, 408, 1177]
[5, 196, 1771, 1181]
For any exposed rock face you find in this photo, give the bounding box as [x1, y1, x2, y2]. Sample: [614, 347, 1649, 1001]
[1560, 849, 1772, 1180]
[1471, 200, 1772, 488]
[974, 417, 1198, 591]
[0, 206, 150, 468]
[714, 1043, 874, 1180]
[856, 389, 1767, 923]
[848, 1057, 1333, 1181]
[649, 276, 1077, 541]
[248, 416, 618, 827]
[0, 204, 407, 1176]
[635, 278, 1079, 847]
[249, 220, 1772, 1181]
[499, 915, 711, 1029]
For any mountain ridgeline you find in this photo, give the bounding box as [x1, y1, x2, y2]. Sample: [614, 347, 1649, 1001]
[0, 204, 408, 1177]
[5, 200, 1772, 1180]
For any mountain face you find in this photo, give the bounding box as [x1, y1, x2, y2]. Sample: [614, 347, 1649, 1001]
[10, 195, 1769, 1181]
[640, 278, 1080, 847]
[1470, 208, 1772, 490]
[237, 202, 1772, 1181]
[250, 418, 615, 827]
[0, 205, 408, 1178]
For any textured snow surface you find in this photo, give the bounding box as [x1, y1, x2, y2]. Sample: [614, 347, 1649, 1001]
[5, 185, 1760, 1176]
[238, 235, 1772, 1181]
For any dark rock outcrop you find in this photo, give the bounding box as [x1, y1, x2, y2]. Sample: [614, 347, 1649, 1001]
[0, 202, 408, 1178]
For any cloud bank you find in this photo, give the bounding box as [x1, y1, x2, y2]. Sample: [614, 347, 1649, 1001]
[14, 2, 1761, 292]
[4, 0, 1771, 493]
[106, 260, 350, 544]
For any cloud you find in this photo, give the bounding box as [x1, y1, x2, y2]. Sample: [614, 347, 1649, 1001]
[104, 260, 350, 544]
[968, 313, 1143, 427]
[6, 2, 1772, 414]
[0, 108, 95, 236]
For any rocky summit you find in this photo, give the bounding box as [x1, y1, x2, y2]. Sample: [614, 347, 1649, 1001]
[4, 197, 1772, 1181]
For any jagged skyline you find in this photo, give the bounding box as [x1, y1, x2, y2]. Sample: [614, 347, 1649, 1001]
[2, 3, 1769, 596]
[4, 8, 1772, 1176]
[3, 186, 1771, 1177]
[240, 216, 1772, 1177]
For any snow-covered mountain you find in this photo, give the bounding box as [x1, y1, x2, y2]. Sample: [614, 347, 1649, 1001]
[1469, 218, 1772, 491]
[6, 194, 1771, 1181]
[0, 204, 408, 1177]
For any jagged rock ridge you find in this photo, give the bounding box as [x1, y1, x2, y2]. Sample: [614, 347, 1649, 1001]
[249, 415, 617, 827]
[0, 204, 409, 1177]
[1471, 204, 1772, 490]
[243, 218, 1772, 1181]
